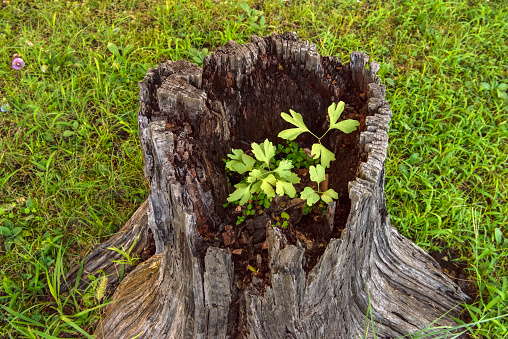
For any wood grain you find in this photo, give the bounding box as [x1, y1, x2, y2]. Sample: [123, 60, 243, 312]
[90, 33, 470, 338]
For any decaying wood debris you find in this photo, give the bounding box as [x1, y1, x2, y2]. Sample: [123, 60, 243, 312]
[66, 33, 470, 338]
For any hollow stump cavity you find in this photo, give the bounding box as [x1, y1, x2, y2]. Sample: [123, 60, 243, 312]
[86, 33, 470, 338]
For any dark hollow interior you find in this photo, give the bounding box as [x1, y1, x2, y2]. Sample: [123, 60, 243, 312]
[201, 55, 369, 234]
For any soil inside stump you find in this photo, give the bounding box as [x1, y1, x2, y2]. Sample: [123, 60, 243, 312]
[193, 58, 371, 293]
[198, 81, 367, 292]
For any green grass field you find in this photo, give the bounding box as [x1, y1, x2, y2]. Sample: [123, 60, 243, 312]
[1, 0, 507, 337]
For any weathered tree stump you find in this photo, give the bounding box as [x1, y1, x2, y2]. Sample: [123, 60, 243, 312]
[83, 33, 470, 338]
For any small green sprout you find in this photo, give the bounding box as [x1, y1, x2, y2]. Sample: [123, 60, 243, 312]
[226, 139, 300, 206]
[278, 101, 359, 169]
[300, 165, 339, 206]
[225, 102, 358, 222]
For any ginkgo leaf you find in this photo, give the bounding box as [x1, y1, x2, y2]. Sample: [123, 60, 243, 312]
[321, 189, 338, 204]
[252, 139, 276, 167]
[331, 119, 360, 134]
[227, 153, 256, 174]
[226, 149, 256, 174]
[227, 148, 245, 161]
[227, 183, 252, 205]
[285, 172, 301, 184]
[260, 174, 277, 199]
[278, 109, 310, 140]
[309, 164, 326, 186]
[278, 128, 305, 141]
[250, 181, 262, 194]
[301, 186, 320, 206]
[273, 159, 293, 179]
[247, 168, 268, 183]
[328, 101, 345, 127]
[311, 144, 335, 169]
[275, 180, 296, 198]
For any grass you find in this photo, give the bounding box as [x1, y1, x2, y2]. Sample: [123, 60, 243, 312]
[0, 0, 507, 337]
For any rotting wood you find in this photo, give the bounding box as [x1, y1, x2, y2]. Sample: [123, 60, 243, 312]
[72, 33, 472, 338]
[62, 200, 154, 294]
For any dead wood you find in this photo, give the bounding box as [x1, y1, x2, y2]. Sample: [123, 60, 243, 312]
[76, 33, 471, 339]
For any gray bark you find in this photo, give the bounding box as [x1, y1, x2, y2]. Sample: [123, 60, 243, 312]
[91, 33, 470, 339]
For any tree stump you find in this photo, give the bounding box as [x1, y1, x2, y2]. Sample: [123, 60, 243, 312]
[85, 33, 470, 338]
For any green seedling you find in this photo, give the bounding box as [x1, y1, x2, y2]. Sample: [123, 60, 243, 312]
[300, 165, 339, 206]
[189, 47, 209, 66]
[0, 220, 24, 251]
[278, 101, 359, 169]
[273, 211, 290, 228]
[236, 203, 256, 225]
[226, 139, 300, 206]
[226, 103, 356, 210]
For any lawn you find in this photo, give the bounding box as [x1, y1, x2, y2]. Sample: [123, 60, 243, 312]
[1, 0, 507, 337]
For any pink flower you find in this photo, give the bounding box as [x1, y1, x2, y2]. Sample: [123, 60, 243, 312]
[12, 57, 25, 70]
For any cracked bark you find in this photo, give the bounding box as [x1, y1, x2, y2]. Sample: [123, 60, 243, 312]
[80, 33, 470, 339]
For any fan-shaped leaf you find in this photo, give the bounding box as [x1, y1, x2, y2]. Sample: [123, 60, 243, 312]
[321, 189, 338, 203]
[309, 164, 326, 186]
[278, 109, 310, 141]
[227, 183, 252, 205]
[331, 119, 360, 134]
[273, 160, 293, 179]
[252, 139, 275, 167]
[311, 144, 335, 169]
[301, 187, 320, 206]
[275, 180, 296, 198]
[328, 101, 345, 127]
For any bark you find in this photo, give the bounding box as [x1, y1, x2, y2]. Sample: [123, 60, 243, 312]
[63, 200, 154, 294]
[90, 33, 470, 338]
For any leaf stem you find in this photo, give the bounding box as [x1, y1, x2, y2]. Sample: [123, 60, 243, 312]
[319, 127, 332, 140]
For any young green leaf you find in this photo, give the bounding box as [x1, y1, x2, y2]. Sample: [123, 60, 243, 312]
[494, 227, 503, 245]
[331, 119, 360, 134]
[260, 174, 277, 199]
[275, 180, 297, 198]
[227, 148, 245, 161]
[273, 159, 293, 179]
[278, 109, 311, 140]
[285, 172, 301, 184]
[247, 168, 268, 183]
[227, 183, 252, 205]
[226, 152, 256, 174]
[328, 101, 345, 127]
[301, 186, 320, 206]
[250, 180, 262, 194]
[309, 164, 326, 186]
[281, 211, 290, 219]
[311, 144, 335, 169]
[252, 139, 276, 167]
[321, 189, 338, 204]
